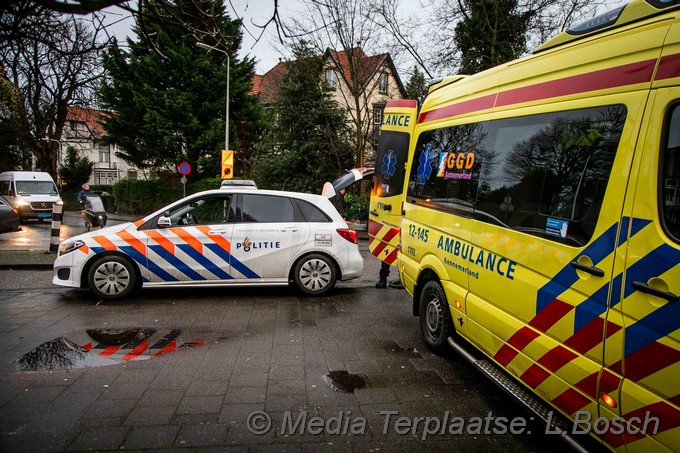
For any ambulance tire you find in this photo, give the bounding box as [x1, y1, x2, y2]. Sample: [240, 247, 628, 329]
[419, 280, 455, 354]
[292, 253, 337, 296]
[87, 255, 137, 300]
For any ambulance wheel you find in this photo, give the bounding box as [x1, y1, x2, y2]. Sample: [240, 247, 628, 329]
[293, 254, 336, 296]
[419, 280, 454, 354]
[87, 255, 137, 300]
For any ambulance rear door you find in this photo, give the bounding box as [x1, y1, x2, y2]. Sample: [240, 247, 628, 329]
[369, 100, 418, 265]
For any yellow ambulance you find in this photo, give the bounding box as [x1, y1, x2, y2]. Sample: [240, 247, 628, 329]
[386, 0, 680, 450]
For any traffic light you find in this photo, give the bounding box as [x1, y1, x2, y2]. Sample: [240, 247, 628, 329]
[221, 150, 234, 179]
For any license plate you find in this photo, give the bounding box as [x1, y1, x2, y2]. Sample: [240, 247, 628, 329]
[37, 213, 51, 218]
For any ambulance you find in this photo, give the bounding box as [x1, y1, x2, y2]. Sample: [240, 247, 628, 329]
[373, 0, 680, 450]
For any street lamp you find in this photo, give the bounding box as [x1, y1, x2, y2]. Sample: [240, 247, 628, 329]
[196, 41, 230, 152]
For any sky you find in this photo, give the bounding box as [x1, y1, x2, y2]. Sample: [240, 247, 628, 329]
[101, 0, 307, 74]
[100, 0, 629, 76]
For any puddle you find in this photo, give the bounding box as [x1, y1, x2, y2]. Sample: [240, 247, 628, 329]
[323, 370, 369, 393]
[17, 328, 205, 371]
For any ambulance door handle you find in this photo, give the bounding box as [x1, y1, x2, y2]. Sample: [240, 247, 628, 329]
[570, 261, 604, 277]
[631, 281, 678, 303]
[280, 227, 298, 232]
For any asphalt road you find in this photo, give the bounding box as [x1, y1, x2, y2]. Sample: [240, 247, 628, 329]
[0, 222, 597, 452]
[0, 211, 129, 252]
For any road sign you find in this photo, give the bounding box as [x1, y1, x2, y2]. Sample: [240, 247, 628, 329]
[222, 150, 234, 179]
[178, 161, 191, 175]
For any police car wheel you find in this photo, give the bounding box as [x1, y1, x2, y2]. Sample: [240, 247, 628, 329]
[293, 254, 337, 296]
[419, 280, 454, 354]
[87, 255, 137, 300]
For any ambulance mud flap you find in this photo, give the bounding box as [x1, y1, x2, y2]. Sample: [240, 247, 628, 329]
[446, 336, 590, 453]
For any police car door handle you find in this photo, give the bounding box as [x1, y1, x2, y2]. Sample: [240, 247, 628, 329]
[570, 261, 604, 277]
[631, 281, 678, 303]
[208, 230, 229, 235]
[280, 227, 298, 232]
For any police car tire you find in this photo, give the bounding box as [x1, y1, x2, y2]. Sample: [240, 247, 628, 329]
[293, 254, 337, 296]
[87, 255, 137, 300]
[419, 280, 455, 354]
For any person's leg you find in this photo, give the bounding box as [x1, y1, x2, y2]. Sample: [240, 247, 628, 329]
[376, 261, 390, 288]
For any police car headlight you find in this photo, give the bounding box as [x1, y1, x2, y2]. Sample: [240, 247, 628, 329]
[59, 239, 85, 256]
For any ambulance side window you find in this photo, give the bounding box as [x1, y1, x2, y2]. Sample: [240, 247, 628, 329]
[661, 103, 680, 242]
[408, 105, 626, 246]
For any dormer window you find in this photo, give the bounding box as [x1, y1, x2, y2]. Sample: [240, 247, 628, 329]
[325, 69, 337, 90]
[379, 72, 388, 93]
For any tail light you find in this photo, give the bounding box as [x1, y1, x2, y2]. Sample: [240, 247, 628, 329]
[11, 208, 18, 216]
[336, 228, 358, 244]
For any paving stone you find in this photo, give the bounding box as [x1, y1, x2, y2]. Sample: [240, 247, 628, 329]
[121, 425, 179, 449]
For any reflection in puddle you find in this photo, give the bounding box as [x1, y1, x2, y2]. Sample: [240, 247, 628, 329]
[324, 370, 369, 393]
[17, 328, 205, 371]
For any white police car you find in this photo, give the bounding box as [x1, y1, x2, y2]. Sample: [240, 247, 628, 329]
[53, 181, 364, 300]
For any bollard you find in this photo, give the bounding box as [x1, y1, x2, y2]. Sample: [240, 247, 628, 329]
[49, 201, 63, 253]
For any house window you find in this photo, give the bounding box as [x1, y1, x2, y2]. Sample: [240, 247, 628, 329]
[325, 69, 337, 90]
[98, 143, 110, 163]
[379, 73, 388, 93]
[127, 170, 138, 180]
[373, 105, 385, 145]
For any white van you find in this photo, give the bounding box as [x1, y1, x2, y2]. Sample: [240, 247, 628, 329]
[0, 171, 61, 222]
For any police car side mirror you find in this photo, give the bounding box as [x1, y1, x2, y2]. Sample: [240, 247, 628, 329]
[157, 216, 172, 228]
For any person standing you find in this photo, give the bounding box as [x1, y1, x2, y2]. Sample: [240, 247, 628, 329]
[333, 188, 346, 219]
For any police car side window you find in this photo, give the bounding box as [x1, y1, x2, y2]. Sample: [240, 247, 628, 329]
[661, 104, 680, 242]
[296, 199, 332, 222]
[240, 194, 295, 223]
[191, 196, 233, 225]
[408, 105, 626, 246]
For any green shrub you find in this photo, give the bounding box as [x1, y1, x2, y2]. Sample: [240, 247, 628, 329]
[112, 179, 183, 216]
[345, 192, 369, 222]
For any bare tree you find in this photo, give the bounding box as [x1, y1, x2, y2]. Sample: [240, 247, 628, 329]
[285, 0, 398, 168]
[0, 8, 109, 179]
[370, 0, 618, 78]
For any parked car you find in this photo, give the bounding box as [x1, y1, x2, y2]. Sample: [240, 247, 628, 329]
[53, 181, 364, 300]
[0, 195, 21, 233]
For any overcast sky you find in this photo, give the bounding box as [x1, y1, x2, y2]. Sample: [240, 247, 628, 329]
[101, 0, 629, 76]
[100, 0, 306, 74]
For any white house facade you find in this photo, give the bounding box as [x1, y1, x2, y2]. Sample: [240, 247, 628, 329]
[62, 106, 143, 186]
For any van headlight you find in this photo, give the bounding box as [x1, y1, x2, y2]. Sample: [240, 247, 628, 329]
[15, 198, 29, 207]
[59, 239, 85, 256]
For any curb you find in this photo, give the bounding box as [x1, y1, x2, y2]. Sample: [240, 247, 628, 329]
[0, 263, 54, 270]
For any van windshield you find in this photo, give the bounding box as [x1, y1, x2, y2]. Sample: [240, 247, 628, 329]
[16, 181, 58, 195]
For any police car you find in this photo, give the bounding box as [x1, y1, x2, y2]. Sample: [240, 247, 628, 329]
[53, 181, 364, 300]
